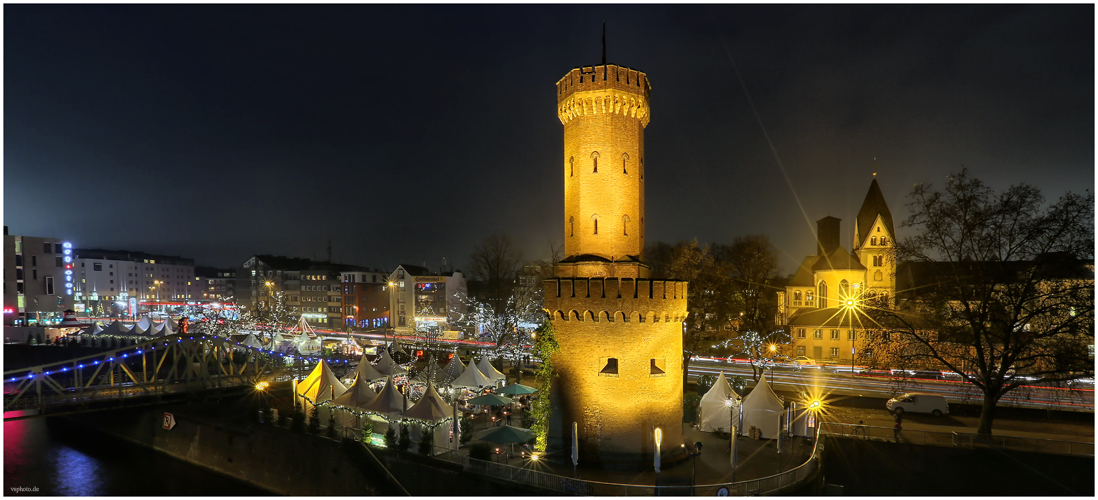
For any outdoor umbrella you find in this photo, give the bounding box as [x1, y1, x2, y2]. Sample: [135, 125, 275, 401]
[472, 425, 537, 460]
[498, 383, 537, 395]
[467, 394, 513, 406]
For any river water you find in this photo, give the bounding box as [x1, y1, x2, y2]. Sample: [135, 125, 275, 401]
[4, 415, 271, 496]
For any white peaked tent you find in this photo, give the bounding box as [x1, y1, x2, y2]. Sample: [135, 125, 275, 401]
[136, 316, 153, 331]
[270, 332, 287, 345]
[362, 376, 407, 432]
[413, 356, 450, 386]
[451, 361, 493, 390]
[374, 348, 406, 376]
[241, 333, 264, 350]
[97, 321, 129, 337]
[739, 374, 785, 438]
[477, 357, 507, 383]
[443, 354, 466, 381]
[296, 331, 322, 355]
[404, 381, 455, 453]
[157, 320, 175, 336]
[80, 322, 104, 336]
[332, 374, 379, 430]
[128, 323, 148, 336]
[698, 372, 741, 432]
[344, 353, 386, 385]
[296, 360, 348, 424]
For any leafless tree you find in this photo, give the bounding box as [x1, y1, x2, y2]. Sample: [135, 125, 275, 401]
[865, 170, 1094, 435]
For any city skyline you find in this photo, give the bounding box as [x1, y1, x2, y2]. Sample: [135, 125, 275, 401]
[5, 5, 1093, 273]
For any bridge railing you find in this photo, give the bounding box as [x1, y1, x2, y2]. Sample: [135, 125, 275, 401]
[821, 422, 1094, 457]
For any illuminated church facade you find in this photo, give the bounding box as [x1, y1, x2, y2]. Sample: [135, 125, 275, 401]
[779, 177, 897, 365]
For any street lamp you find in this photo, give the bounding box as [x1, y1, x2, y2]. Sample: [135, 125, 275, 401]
[152, 280, 163, 314]
[768, 344, 777, 387]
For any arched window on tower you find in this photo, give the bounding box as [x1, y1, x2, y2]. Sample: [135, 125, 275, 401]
[591, 214, 599, 235]
[818, 281, 828, 308]
[839, 279, 849, 298]
[622, 152, 630, 174]
[640, 158, 644, 180]
[569, 157, 574, 177]
[622, 215, 630, 236]
[871, 236, 877, 246]
[569, 216, 574, 237]
[640, 217, 644, 238]
[591, 151, 600, 173]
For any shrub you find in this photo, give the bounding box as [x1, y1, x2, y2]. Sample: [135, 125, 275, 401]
[385, 425, 397, 449]
[278, 410, 289, 428]
[398, 424, 411, 452]
[418, 426, 433, 455]
[459, 417, 474, 446]
[361, 419, 375, 443]
[291, 409, 306, 433]
[308, 407, 321, 435]
[683, 393, 702, 423]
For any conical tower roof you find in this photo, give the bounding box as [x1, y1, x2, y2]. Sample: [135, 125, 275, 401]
[855, 177, 895, 248]
[403, 381, 454, 422]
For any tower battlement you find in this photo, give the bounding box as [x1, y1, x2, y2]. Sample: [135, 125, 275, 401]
[544, 278, 688, 322]
[557, 65, 651, 126]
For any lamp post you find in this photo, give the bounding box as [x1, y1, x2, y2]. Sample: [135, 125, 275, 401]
[768, 343, 777, 388]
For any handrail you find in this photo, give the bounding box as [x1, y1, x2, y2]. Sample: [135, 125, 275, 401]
[460, 426, 824, 495]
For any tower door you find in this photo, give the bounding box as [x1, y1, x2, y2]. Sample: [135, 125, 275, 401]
[813, 347, 822, 360]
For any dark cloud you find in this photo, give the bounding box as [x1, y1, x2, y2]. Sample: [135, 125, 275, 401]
[5, 5, 1092, 273]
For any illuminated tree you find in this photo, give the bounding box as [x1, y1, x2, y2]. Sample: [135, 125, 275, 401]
[866, 170, 1094, 435]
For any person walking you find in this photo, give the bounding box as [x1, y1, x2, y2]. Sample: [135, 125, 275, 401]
[893, 420, 902, 442]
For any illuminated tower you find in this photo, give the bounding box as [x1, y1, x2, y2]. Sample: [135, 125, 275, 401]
[545, 64, 688, 464]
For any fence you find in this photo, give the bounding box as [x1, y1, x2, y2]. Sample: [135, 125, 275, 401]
[459, 426, 824, 496]
[821, 422, 1094, 457]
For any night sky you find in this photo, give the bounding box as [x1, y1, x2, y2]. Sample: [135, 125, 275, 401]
[5, 5, 1093, 274]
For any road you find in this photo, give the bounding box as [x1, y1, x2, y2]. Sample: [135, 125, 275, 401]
[686, 358, 1095, 412]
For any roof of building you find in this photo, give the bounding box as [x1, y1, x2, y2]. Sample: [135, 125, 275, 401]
[855, 178, 895, 245]
[396, 264, 433, 276]
[812, 247, 866, 272]
[248, 255, 368, 273]
[895, 253, 1094, 295]
[788, 256, 820, 287]
[75, 248, 194, 266]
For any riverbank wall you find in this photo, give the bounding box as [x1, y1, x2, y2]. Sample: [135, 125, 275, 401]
[64, 402, 551, 496]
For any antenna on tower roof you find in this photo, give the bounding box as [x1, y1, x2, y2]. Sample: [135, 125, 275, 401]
[601, 20, 606, 66]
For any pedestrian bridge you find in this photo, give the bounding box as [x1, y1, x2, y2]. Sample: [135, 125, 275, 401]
[3, 333, 311, 419]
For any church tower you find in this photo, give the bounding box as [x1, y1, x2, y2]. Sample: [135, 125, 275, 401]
[545, 64, 688, 464]
[853, 176, 896, 300]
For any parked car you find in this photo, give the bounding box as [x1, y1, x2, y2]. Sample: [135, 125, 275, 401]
[793, 356, 815, 366]
[773, 355, 793, 365]
[886, 392, 949, 417]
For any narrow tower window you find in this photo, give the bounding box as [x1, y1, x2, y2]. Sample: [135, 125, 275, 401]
[569, 216, 574, 237]
[622, 152, 630, 174]
[640, 158, 644, 180]
[569, 157, 574, 177]
[591, 214, 600, 235]
[871, 236, 877, 246]
[591, 151, 600, 173]
[818, 281, 828, 308]
[622, 215, 630, 236]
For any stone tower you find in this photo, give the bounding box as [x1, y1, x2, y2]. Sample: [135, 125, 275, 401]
[545, 64, 688, 464]
[852, 177, 897, 300]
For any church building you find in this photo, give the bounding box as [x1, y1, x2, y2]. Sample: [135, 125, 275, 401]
[779, 177, 896, 366]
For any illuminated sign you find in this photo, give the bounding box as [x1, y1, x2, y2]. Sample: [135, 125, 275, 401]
[414, 276, 446, 283]
[2, 308, 13, 314]
[63, 241, 74, 295]
[129, 297, 138, 315]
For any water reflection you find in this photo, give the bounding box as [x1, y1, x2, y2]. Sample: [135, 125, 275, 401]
[4, 416, 269, 496]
